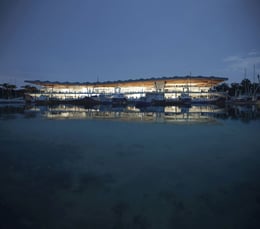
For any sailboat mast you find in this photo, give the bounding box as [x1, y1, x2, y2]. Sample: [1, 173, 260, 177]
[253, 64, 256, 83]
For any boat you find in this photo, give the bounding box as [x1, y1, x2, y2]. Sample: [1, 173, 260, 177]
[91, 94, 112, 105]
[111, 93, 127, 106]
[227, 95, 254, 105]
[178, 93, 192, 104]
[135, 96, 151, 107]
[31, 96, 99, 106]
[135, 92, 165, 107]
[191, 96, 223, 105]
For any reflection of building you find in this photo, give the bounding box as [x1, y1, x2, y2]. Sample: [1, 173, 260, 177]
[25, 76, 227, 101]
[30, 105, 225, 123]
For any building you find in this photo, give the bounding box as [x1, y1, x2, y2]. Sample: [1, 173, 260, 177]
[25, 76, 228, 101]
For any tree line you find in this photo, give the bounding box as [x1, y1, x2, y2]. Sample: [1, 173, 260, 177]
[0, 83, 39, 99]
[215, 76, 260, 97]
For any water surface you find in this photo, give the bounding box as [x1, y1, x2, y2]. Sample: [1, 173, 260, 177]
[0, 105, 260, 228]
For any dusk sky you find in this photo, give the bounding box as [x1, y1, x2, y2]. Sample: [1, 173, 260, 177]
[0, 0, 260, 87]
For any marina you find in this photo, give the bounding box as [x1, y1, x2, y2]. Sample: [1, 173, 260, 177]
[2, 76, 260, 107]
[1, 1, 260, 228]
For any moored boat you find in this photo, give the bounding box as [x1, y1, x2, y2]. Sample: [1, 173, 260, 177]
[178, 93, 192, 104]
[111, 93, 127, 106]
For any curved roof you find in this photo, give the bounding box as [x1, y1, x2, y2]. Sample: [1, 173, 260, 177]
[25, 76, 228, 88]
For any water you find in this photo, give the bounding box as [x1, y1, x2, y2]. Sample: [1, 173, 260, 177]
[1, 105, 260, 229]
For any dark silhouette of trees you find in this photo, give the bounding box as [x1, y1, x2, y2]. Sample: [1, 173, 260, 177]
[229, 83, 240, 96]
[240, 79, 251, 94]
[0, 83, 39, 99]
[0, 83, 17, 98]
[215, 83, 230, 92]
[22, 85, 39, 93]
[214, 77, 260, 97]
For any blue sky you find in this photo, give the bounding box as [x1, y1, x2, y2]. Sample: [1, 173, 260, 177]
[0, 0, 260, 87]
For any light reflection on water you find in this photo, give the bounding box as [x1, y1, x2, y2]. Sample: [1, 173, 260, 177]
[0, 104, 260, 228]
[1, 104, 260, 123]
[41, 105, 223, 124]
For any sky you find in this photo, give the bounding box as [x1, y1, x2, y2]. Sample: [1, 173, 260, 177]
[0, 0, 260, 87]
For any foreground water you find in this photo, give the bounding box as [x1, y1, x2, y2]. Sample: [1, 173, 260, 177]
[0, 105, 260, 229]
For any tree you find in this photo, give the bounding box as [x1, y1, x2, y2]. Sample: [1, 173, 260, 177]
[240, 78, 251, 95]
[0, 84, 3, 98]
[22, 85, 39, 93]
[0, 83, 17, 98]
[251, 74, 260, 99]
[229, 83, 240, 96]
[2, 83, 16, 90]
[215, 83, 230, 92]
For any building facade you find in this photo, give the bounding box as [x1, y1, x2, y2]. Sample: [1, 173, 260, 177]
[25, 76, 228, 101]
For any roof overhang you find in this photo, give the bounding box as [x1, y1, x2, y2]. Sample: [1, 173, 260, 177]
[25, 76, 228, 88]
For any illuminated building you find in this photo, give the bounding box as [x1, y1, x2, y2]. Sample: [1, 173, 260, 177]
[25, 76, 228, 101]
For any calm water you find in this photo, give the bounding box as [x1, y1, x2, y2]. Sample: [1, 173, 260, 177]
[1, 105, 260, 229]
